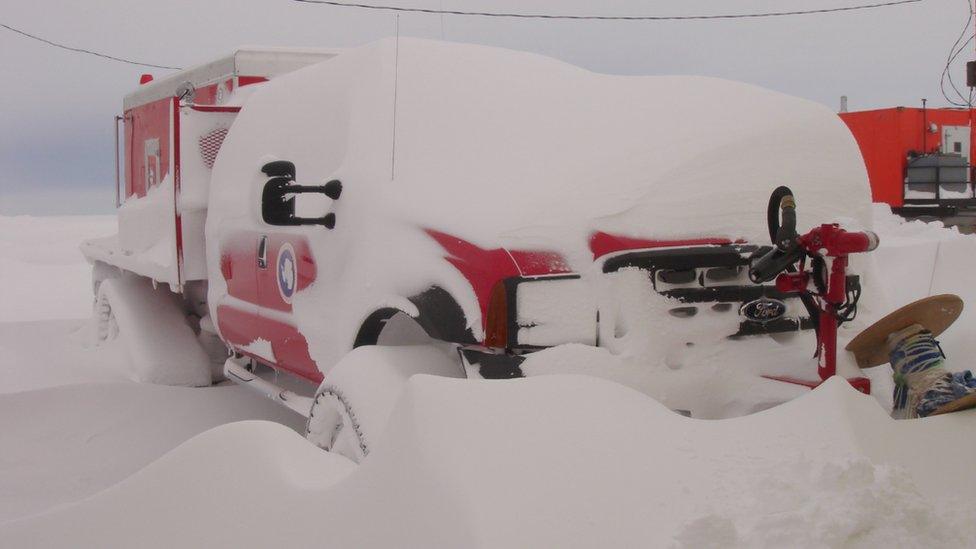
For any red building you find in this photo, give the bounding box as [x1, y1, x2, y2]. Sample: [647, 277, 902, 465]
[840, 107, 975, 227]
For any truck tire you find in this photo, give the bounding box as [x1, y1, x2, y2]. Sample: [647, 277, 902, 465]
[305, 344, 464, 462]
[91, 261, 121, 299]
[94, 275, 213, 386]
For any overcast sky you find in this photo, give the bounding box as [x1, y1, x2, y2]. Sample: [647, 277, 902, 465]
[0, 0, 966, 214]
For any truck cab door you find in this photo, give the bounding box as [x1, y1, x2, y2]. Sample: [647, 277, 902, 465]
[253, 233, 321, 382]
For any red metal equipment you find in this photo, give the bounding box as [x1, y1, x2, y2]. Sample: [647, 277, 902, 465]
[750, 187, 878, 394]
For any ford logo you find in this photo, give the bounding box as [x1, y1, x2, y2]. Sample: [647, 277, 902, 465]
[739, 297, 787, 323]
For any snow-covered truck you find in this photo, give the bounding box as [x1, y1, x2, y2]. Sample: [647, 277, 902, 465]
[84, 39, 876, 460]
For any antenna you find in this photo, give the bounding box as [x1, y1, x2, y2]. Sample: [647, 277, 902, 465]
[391, 14, 400, 181]
[921, 98, 927, 153]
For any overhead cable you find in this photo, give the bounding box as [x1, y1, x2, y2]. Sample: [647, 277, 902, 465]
[0, 22, 181, 70]
[940, 1, 974, 107]
[291, 0, 922, 21]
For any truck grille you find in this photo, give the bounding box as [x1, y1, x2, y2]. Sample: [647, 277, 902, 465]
[601, 244, 812, 336]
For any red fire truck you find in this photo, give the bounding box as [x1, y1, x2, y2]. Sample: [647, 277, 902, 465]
[84, 39, 876, 461]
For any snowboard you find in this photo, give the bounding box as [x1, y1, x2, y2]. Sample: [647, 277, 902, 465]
[845, 294, 963, 369]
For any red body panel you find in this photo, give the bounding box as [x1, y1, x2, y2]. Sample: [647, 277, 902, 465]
[216, 305, 263, 351]
[218, 231, 318, 381]
[425, 229, 572, 335]
[839, 107, 973, 207]
[192, 82, 221, 105]
[237, 75, 268, 87]
[589, 231, 733, 259]
[255, 235, 317, 312]
[124, 98, 171, 199]
[220, 233, 262, 304]
[507, 250, 571, 275]
[220, 232, 315, 310]
[216, 305, 322, 383]
[122, 76, 263, 201]
[260, 316, 322, 383]
[425, 230, 522, 329]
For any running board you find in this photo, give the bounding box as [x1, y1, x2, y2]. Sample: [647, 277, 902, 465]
[223, 359, 314, 418]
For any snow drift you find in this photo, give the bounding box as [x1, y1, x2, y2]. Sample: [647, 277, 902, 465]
[3, 374, 972, 547]
[0, 382, 304, 523]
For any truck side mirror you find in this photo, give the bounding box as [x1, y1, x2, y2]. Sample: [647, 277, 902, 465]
[262, 160, 296, 178]
[260, 162, 341, 229]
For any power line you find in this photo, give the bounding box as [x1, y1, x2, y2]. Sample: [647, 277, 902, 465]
[940, 0, 973, 107]
[0, 22, 181, 70]
[291, 0, 922, 21]
[0, 1, 925, 72]
[943, 34, 973, 106]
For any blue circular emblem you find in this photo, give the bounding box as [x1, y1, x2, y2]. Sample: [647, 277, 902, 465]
[739, 297, 787, 324]
[277, 243, 297, 304]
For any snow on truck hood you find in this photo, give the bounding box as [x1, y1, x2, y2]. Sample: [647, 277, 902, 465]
[213, 37, 872, 264]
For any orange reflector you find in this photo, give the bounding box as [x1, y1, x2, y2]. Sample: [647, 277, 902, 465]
[484, 280, 509, 348]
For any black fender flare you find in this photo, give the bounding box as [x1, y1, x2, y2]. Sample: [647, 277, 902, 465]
[353, 286, 477, 348]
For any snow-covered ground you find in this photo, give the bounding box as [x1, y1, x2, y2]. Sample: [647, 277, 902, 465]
[0, 210, 974, 547]
[0, 216, 304, 522]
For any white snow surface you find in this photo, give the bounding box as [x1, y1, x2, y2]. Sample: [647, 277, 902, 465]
[207, 38, 874, 378]
[0, 215, 115, 322]
[3, 211, 976, 546]
[869, 204, 976, 367]
[2, 376, 973, 548]
[0, 216, 305, 523]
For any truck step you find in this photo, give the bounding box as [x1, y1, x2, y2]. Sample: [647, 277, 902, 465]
[223, 359, 314, 418]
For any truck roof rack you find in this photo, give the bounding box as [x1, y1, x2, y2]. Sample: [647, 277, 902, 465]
[123, 46, 340, 111]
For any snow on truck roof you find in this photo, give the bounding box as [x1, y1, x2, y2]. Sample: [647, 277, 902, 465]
[214, 38, 873, 261]
[122, 46, 340, 111]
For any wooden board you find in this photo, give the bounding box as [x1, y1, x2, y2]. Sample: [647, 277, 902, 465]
[845, 294, 964, 369]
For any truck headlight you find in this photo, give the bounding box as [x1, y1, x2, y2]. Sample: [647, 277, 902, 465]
[484, 275, 597, 349]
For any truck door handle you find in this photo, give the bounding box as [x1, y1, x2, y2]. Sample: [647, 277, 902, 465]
[257, 235, 268, 269]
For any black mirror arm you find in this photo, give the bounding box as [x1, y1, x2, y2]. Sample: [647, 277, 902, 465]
[283, 180, 342, 201]
[261, 213, 335, 228]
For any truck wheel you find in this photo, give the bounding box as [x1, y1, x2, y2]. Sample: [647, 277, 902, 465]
[93, 275, 213, 386]
[305, 344, 464, 462]
[94, 282, 120, 343]
[91, 261, 121, 300]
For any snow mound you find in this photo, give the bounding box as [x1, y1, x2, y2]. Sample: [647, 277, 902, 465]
[0, 383, 304, 523]
[307, 343, 464, 460]
[870, 203, 965, 242]
[4, 375, 972, 547]
[870, 204, 976, 367]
